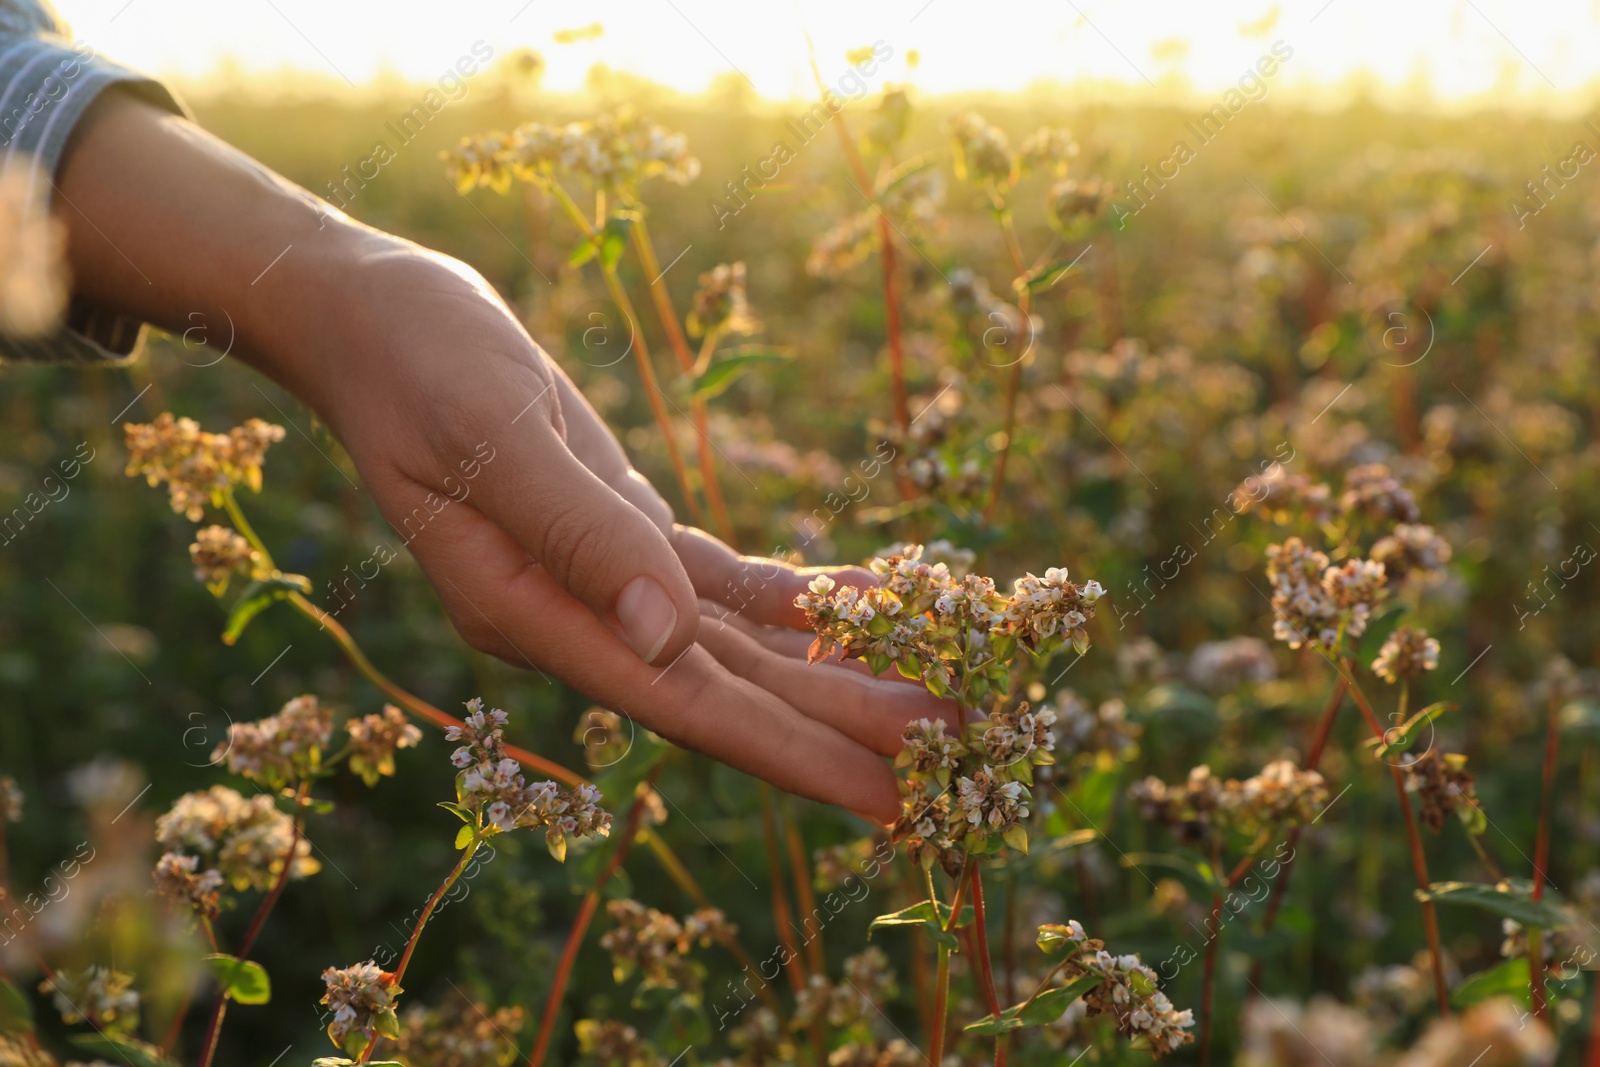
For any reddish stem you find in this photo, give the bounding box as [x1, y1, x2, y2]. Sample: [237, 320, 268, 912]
[1586, 972, 1600, 1067]
[1531, 690, 1560, 1022]
[809, 68, 914, 501]
[1249, 676, 1348, 996]
[1200, 888, 1222, 1067]
[289, 593, 583, 787]
[1345, 665, 1450, 1016]
[527, 771, 659, 1067]
[969, 866, 1009, 1067]
[196, 787, 306, 1067]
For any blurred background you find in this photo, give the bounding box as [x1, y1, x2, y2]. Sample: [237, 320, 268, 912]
[5, 0, 1600, 1064]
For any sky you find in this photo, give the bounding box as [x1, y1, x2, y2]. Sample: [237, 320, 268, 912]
[48, 0, 1600, 110]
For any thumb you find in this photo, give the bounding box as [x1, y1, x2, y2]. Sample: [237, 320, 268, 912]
[471, 422, 699, 666]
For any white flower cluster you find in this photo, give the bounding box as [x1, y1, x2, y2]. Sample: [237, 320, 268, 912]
[1037, 921, 1194, 1056]
[1265, 537, 1387, 650]
[446, 108, 699, 194]
[1371, 523, 1452, 584]
[1187, 636, 1277, 693]
[1053, 691, 1140, 763]
[215, 694, 333, 787]
[39, 966, 140, 1033]
[1131, 760, 1329, 843]
[1372, 625, 1441, 683]
[797, 545, 1102, 700]
[320, 960, 399, 1053]
[447, 698, 611, 859]
[154, 784, 318, 893]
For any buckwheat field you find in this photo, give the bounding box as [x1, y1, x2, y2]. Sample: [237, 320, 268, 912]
[3, 10, 1600, 1067]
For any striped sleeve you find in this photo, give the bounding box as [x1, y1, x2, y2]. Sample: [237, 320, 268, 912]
[0, 0, 186, 363]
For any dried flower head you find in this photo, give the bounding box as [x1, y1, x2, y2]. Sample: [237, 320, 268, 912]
[1339, 463, 1420, 524]
[1371, 523, 1452, 584]
[574, 1019, 661, 1067]
[1240, 997, 1377, 1067]
[447, 698, 612, 859]
[794, 948, 897, 1030]
[0, 776, 20, 823]
[1401, 750, 1479, 833]
[154, 784, 318, 892]
[949, 112, 1014, 184]
[1394, 997, 1553, 1067]
[574, 708, 632, 768]
[1131, 760, 1328, 844]
[812, 838, 877, 892]
[688, 261, 758, 338]
[1234, 468, 1334, 526]
[1372, 626, 1440, 683]
[373, 997, 525, 1067]
[1053, 691, 1141, 763]
[153, 851, 224, 921]
[1048, 178, 1107, 231]
[599, 899, 733, 993]
[1187, 636, 1277, 693]
[345, 704, 423, 786]
[188, 524, 263, 595]
[215, 694, 334, 788]
[1019, 125, 1079, 174]
[39, 966, 139, 1033]
[806, 209, 877, 277]
[124, 413, 285, 521]
[0, 162, 68, 338]
[321, 960, 401, 1057]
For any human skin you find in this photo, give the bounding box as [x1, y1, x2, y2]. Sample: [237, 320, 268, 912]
[49, 90, 953, 822]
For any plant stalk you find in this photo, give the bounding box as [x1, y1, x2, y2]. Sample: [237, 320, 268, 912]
[1345, 664, 1449, 1016]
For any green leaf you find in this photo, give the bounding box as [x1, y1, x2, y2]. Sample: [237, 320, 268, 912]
[568, 236, 599, 267]
[1018, 258, 1083, 293]
[1452, 957, 1530, 1009]
[437, 801, 474, 823]
[963, 1011, 1026, 1036]
[965, 975, 1105, 1034]
[597, 213, 635, 271]
[221, 574, 313, 646]
[869, 900, 973, 941]
[0, 977, 33, 1034]
[1370, 701, 1454, 759]
[1418, 881, 1572, 929]
[454, 824, 474, 849]
[204, 954, 271, 1005]
[1357, 601, 1408, 665]
[688, 347, 790, 400]
[69, 1035, 179, 1067]
[1020, 975, 1104, 1024]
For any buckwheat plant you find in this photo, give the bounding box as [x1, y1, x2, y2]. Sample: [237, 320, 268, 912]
[1239, 461, 1476, 1020]
[318, 700, 611, 1062]
[965, 919, 1193, 1055]
[799, 543, 1124, 1061]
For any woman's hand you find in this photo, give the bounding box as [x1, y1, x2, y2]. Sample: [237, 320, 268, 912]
[55, 91, 953, 821]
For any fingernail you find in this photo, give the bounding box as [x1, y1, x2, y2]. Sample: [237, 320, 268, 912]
[617, 575, 678, 663]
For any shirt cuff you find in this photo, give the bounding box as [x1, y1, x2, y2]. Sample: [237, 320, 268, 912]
[0, 34, 187, 364]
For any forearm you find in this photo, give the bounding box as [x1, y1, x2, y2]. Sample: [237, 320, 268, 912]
[52, 90, 396, 402]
